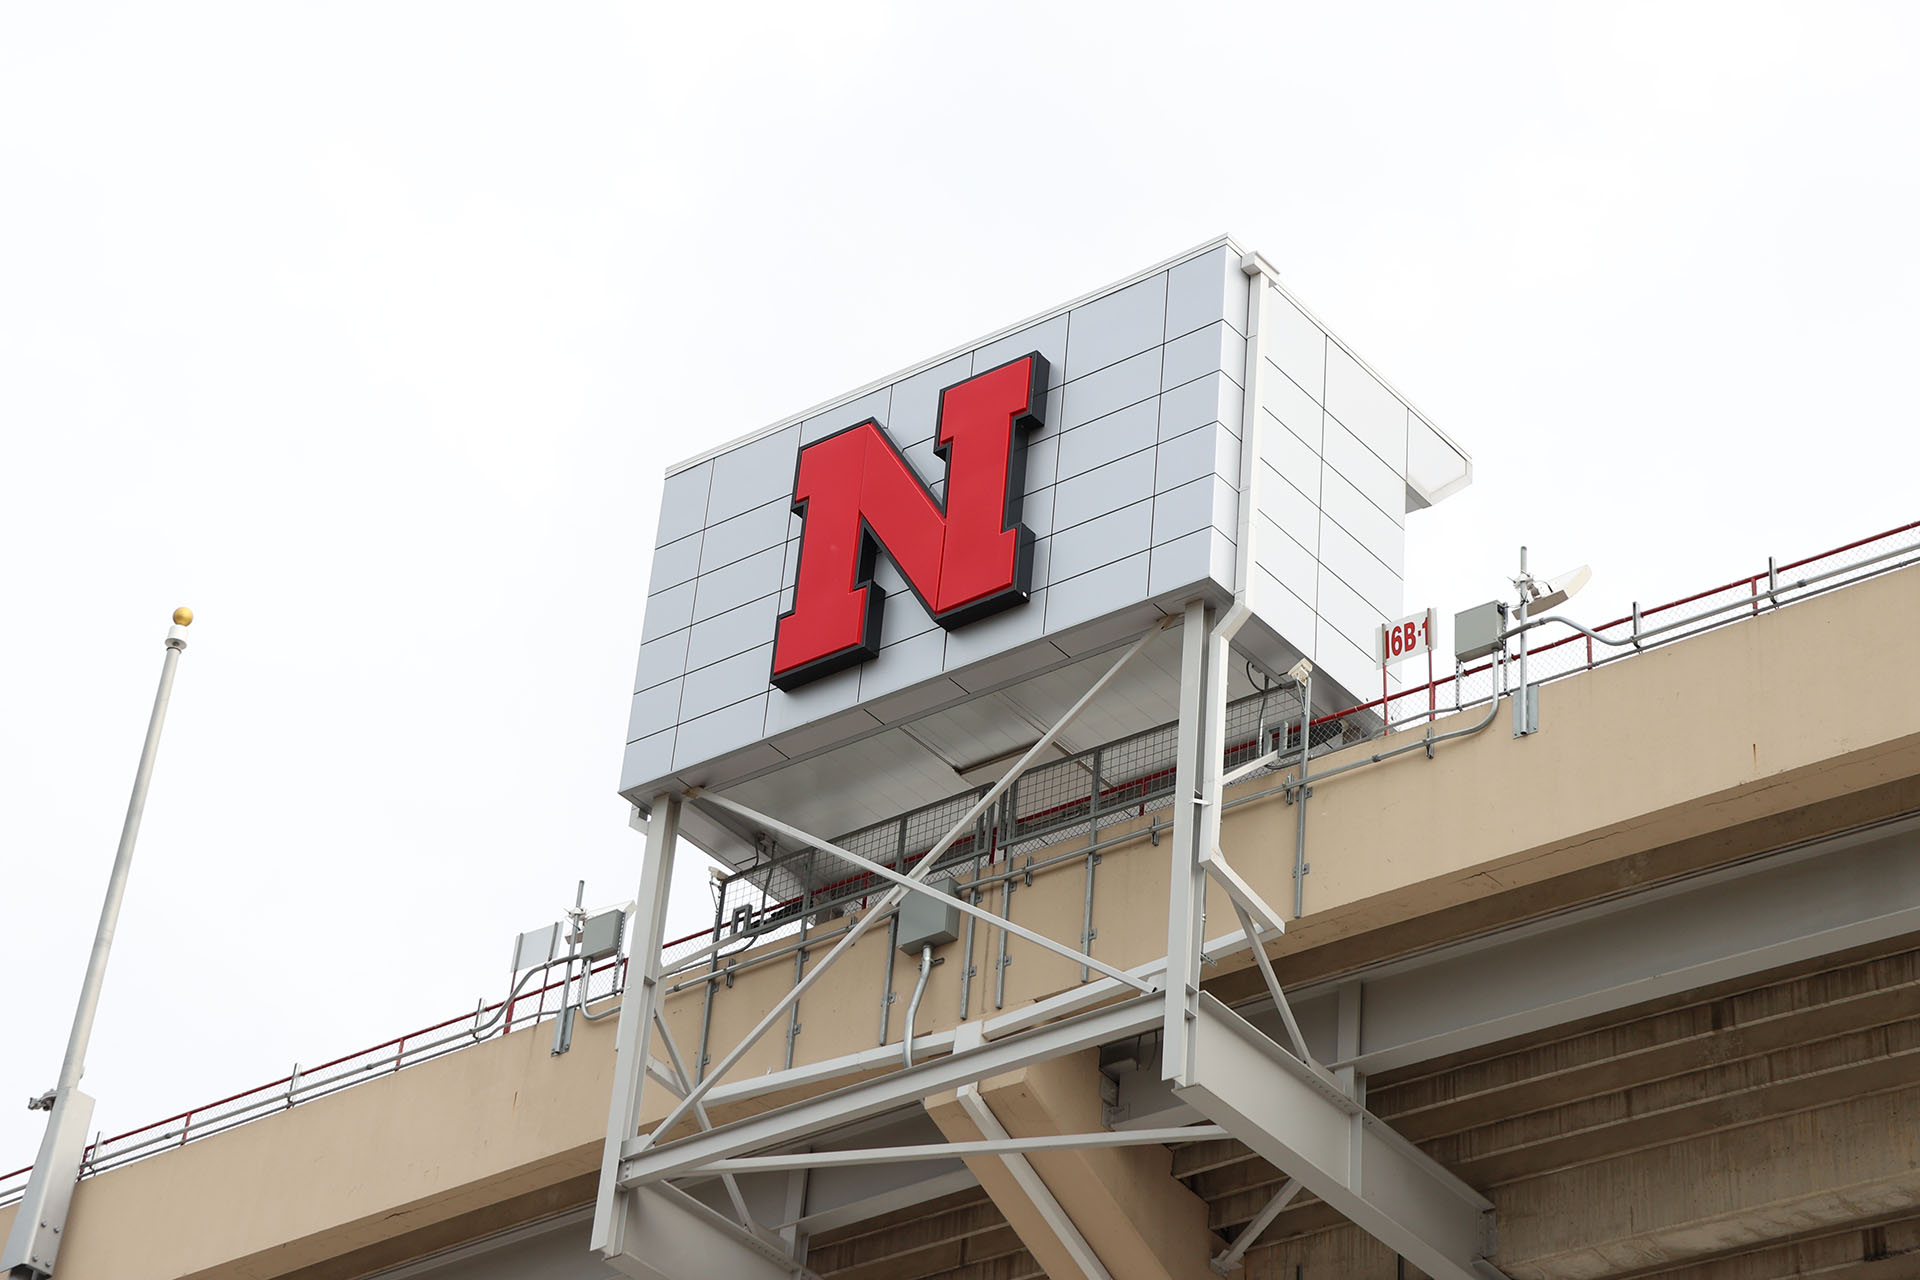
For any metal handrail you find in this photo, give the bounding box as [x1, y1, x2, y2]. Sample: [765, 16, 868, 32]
[701, 519, 1920, 959]
[0, 953, 614, 1204]
[5, 517, 1914, 1207]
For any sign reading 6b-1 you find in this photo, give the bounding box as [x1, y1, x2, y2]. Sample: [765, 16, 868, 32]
[1377, 607, 1436, 668]
[770, 353, 1049, 691]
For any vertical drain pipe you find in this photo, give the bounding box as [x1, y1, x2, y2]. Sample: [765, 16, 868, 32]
[1078, 849, 1098, 983]
[1080, 748, 1103, 983]
[694, 883, 725, 1083]
[1292, 666, 1312, 919]
[959, 884, 979, 1020]
[994, 876, 1015, 1010]
[1213, 253, 1277, 660]
[786, 918, 808, 1070]
[902, 945, 934, 1067]
[1201, 254, 1277, 898]
[879, 913, 899, 1045]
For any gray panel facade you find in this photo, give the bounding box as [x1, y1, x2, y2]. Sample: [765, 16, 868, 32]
[621, 238, 1470, 803]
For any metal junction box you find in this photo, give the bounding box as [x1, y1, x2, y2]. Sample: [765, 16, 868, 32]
[580, 908, 627, 962]
[1454, 600, 1504, 663]
[896, 877, 961, 952]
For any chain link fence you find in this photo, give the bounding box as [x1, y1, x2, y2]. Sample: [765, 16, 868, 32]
[1368, 521, 1920, 734]
[684, 680, 1334, 972]
[6, 519, 1915, 1208]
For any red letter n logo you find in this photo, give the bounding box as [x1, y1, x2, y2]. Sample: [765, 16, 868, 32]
[770, 353, 1049, 691]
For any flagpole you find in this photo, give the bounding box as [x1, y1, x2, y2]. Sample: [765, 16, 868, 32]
[3, 607, 194, 1278]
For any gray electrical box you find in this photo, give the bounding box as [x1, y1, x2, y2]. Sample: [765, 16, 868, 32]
[897, 876, 961, 952]
[1454, 600, 1504, 662]
[580, 908, 627, 962]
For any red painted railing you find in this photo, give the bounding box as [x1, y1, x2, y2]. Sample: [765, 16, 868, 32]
[5, 517, 1916, 1205]
[1, 954, 623, 1200]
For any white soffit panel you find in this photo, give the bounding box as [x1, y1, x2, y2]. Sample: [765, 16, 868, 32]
[622, 237, 1471, 855]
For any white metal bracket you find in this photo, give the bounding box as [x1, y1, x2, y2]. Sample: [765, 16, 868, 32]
[1175, 995, 1508, 1280]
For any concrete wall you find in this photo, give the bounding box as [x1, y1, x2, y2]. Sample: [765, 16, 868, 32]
[14, 563, 1918, 1279]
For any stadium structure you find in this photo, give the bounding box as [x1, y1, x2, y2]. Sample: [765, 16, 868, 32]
[6, 236, 1920, 1280]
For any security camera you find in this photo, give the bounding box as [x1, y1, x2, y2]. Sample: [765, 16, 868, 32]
[1286, 658, 1315, 685]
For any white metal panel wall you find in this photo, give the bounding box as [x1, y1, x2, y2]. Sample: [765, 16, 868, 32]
[622, 244, 1250, 798]
[621, 241, 1470, 801]
[1247, 282, 1468, 699]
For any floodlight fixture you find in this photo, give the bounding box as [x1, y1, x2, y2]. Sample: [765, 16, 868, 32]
[1521, 564, 1592, 614]
[1508, 548, 1593, 739]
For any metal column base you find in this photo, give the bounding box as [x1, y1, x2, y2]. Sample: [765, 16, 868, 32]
[0, 1090, 95, 1276]
[1175, 995, 1507, 1280]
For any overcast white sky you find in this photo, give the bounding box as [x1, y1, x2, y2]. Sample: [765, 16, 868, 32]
[3, 2, 1916, 1167]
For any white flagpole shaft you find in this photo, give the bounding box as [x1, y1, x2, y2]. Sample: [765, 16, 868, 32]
[52, 622, 188, 1098]
[7, 611, 192, 1277]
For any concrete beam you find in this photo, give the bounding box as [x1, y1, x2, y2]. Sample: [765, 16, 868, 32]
[1497, 1084, 1920, 1279]
[1240, 1086, 1920, 1280]
[1269, 814, 1920, 1076]
[803, 1188, 1019, 1280]
[792, 1159, 976, 1237]
[926, 1048, 1224, 1280]
[605, 1182, 809, 1280]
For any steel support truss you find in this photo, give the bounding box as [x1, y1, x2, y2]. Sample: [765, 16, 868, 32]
[1157, 598, 1507, 1280]
[593, 604, 1509, 1279]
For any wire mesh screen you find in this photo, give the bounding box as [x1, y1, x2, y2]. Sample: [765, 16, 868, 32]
[702, 682, 1321, 959]
[6, 522, 1914, 1210]
[1369, 523, 1920, 734]
[700, 521, 1920, 959]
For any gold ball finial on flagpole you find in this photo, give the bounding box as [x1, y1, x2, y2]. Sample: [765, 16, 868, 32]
[173, 607, 194, 626]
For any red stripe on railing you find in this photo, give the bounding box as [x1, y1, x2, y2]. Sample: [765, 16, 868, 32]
[711, 519, 1920, 928]
[8, 518, 1915, 1197]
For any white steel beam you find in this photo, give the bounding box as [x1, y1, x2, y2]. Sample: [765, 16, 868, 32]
[790, 1159, 975, 1236]
[1177, 995, 1504, 1280]
[640, 626, 1159, 1153]
[693, 1126, 1228, 1174]
[778, 1166, 810, 1264]
[620, 997, 1162, 1186]
[691, 790, 1156, 993]
[1220, 747, 1284, 788]
[605, 1182, 813, 1280]
[1228, 902, 1312, 1066]
[1162, 601, 1212, 1086]
[677, 943, 1185, 1121]
[1202, 846, 1290, 943]
[957, 1069, 1114, 1280]
[593, 795, 684, 1257]
[650, 1008, 758, 1234]
[1211, 1178, 1300, 1275]
[654, 934, 1232, 1131]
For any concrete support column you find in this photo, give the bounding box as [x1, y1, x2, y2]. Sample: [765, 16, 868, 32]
[926, 1048, 1224, 1280]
